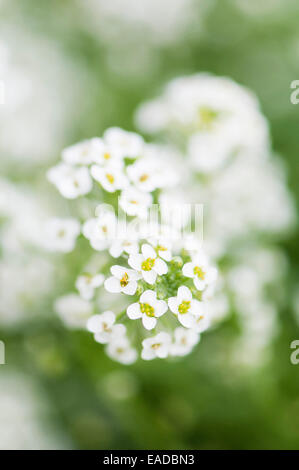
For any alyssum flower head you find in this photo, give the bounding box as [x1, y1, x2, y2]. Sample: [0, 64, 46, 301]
[47, 127, 218, 364]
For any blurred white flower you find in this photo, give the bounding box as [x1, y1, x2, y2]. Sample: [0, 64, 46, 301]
[136, 74, 269, 174]
[170, 327, 199, 357]
[106, 337, 137, 365]
[127, 289, 168, 330]
[91, 164, 128, 192]
[90, 138, 124, 167]
[0, 255, 54, 327]
[76, 273, 104, 300]
[141, 332, 172, 360]
[43, 218, 81, 253]
[109, 225, 139, 258]
[119, 186, 152, 219]
[54, 294, 92, 329]
[104, 127, 144, 158]
[0, 373, 69, 450]
[87, 311, 126, 344]
[82, 212, 117, 251]
[47, 163, 92, 199]
[127, 157, 161, 192]
[62, 139, 99, 166]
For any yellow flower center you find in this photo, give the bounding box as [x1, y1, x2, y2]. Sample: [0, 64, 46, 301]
[106, 173, 115, 184]
[151, 343, 161, 350]
[141, 257, 155, 271]
[194, 266, 205, 280]
[139, 173, 149, 182]
[103, 152, 111, 160]
[197, 106, 218, 130]
[178, 300, 191, 314]
[102, 322, 111, 332]
[120, 272, 129, 287]
[57, 230, 65, 238]
[156, 244, 167, 252]
[84, 275, 92, 284]
[140, 302, 155, 317]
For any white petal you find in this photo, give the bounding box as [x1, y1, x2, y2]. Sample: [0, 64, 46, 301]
[168, 297, 179, 314]
[142, 315, 157, 330]
[104, 277, 121, 293]
[92, 274, 105, 287]
[128, 269, 141, 280]
[101, 311, 116, 326]
[122, 281, 137, 295]
[141, 348, 156, 360]
[127, 303, 142, 319]
[154, 300, 168, 317]
[156, 345, 169, 359]
[141, 243, 156, 259]
[111, 265, 126, 279]
[111, 324, 127, 337]
[178, 313, 195, 328]
[182, 262, 195, 278]
[194, 278, 206, 291]
[109, 242, 123, 258]
[121, 348, 137, 365]
[87, 315, 103, 333]
[159, 249, 172, 262]
[142, 269, 157, 284]
[140, 289, 157, 304]
[94, 332, 110, 344]
[177, 285, 192, 302]
[128, 254, 143, 271]
[189, 299, 205, 316]
[154, 258, 168, 275]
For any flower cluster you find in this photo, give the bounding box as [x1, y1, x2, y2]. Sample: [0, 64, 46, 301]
[47, 127, 218, 363]
[135, 73, 295, 365]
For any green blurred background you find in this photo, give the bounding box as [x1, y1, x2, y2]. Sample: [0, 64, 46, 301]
[1, 0, 299, 449]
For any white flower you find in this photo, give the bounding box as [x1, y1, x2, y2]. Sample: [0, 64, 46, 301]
[104, 127, 144, 158]
[170, 327, 199, 357]
[188, 129, 234, 174]
[87, 311, 126, 344]
[82, 211, 116, 251]
[106, 337, 137, 365]
[141, 332, 172, 360]
[91, 164, 128, 192]
[76, 273, 104, 300]
[119, 186, 152, 219]
[127, 158, 159, 192]
[90, 138, 124, 167]
[43, 217, 80, 253]
[168, 286, 204, 328]
[182, 253, 217, 291]
[47, 163, 92, 199]
[62, 139, 99, 165]
[109, 225, 139, 258]
[127, 289, 168, 330]
[147, 237, 172, 262]
[54, 294, 92, 329]
[104, 265, 140, 295]
[128, 243, 168, 284]
[193, 308, 211, 333]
